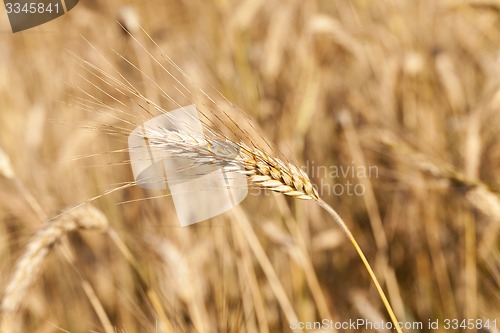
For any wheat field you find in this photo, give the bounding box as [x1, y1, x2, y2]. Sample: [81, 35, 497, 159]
[0, 1, 499, 332]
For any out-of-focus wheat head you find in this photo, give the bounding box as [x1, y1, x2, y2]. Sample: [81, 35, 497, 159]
[0, 204, 109, 332]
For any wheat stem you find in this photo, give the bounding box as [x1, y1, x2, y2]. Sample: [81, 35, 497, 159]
[317, 198, 403, 333]
[107, 228, 175, 333]
[235, 142, 403, 331]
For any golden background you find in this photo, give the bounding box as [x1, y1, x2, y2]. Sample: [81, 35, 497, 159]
[0, 1, 499, 332]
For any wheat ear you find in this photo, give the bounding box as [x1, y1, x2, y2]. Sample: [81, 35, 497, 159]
[0, 204, 109, 331]
[138, 126, 319, 200]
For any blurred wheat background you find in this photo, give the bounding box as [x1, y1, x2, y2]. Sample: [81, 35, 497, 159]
[0, 0, 499, 332]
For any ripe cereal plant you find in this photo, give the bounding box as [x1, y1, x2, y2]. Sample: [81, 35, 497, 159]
[61, 22, 402, 331]
[1, 1, 500, 332]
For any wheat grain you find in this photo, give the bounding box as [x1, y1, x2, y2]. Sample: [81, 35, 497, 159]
[241, 143, 319, 200]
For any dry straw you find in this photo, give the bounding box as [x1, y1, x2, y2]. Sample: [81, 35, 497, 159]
[70, 26, 405, 333]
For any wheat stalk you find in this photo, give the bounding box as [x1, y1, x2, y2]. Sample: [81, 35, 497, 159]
[75, 29, 404, 333]
[242, 145, 402, 332]
[139, 125, 402, 332]
[0, 204, 109, 331]
[118, 104, 402, 330]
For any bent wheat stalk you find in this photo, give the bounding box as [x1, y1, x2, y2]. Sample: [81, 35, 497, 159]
[242, 144, 402, 331]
